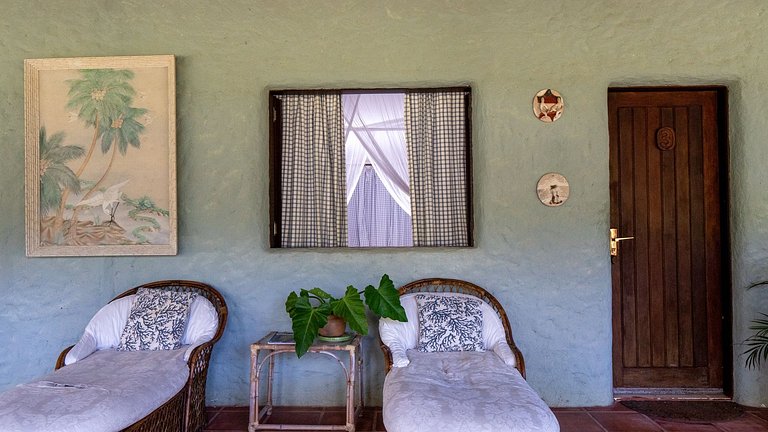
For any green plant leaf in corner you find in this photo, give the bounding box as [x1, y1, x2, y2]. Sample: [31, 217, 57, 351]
[285, 291, 299, 315]
[364, 274, 407, 322]
[308, 288, 333, 301]
[744, 312, 768, 369]
[286, 294, 330, 357]
[331, 285, 368, 335]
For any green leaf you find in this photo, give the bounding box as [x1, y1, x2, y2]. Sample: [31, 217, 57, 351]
[363, 274, 407, 322]
[330, 285, 368, 335]
[287, 296, 331, 358]
[747, 281, 768, 290]
[743, 314, 768, 369]
[285, 291, 299, 315]
[308, 288, 333, 301]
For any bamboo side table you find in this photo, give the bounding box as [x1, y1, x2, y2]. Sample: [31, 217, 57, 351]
[248, 331, 364, 432]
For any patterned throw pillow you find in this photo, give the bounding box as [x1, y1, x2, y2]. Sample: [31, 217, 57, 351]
[117, 288, 198, 351]
[416, 294, 484, 352]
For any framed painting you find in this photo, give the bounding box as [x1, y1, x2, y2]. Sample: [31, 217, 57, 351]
[24, 55, 177, 256]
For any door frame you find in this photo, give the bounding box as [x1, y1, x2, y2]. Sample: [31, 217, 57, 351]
[608, 85, 733, 397]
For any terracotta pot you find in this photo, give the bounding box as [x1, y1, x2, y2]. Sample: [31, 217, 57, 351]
[318, 315, 346, 337]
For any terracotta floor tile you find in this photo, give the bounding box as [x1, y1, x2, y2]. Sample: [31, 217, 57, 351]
[376, 409, 386, 431]
[586, 402, 635, 412]
[590, 412, 663, 431]
[744, 407, 768, 413]
[316, 407, 379, 430]
[205, 404, 768, 432]
[205, 409, 221, 425]
[552, 406, 587, 412]
[262, 409, 323, 425]
[713, 413, 768, 431]
[744, 409, 768, 423]
[320, 409, 351, 425]
[355, 409, 377, 431]
[654, 419, 722, 431]
[272, 405, 329, 412]
[218, 406, 249, 412]
[206, 430, 248, 432]
[554, 411, 605, 432]
[205, 408, 249, 430]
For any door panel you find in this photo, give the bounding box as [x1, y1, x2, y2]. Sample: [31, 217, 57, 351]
[609, 88, 727, 389]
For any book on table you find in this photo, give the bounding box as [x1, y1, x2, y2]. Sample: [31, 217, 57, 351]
[268, 332, 295, 344]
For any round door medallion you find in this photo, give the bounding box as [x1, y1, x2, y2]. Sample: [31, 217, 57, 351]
[536, 173, 570, 207]
[657, 126, 676, 151]
[533, 89, 564, 123]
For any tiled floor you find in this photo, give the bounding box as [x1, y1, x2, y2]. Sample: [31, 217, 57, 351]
[205, 406, 383, 432]
[205, 403, 768, 432]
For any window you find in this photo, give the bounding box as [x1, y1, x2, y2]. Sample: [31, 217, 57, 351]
[269, 87, 472, 248]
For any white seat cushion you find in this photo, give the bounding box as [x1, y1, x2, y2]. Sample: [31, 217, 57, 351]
[383, 351, 559, 432]
[0, 349, 190, 432]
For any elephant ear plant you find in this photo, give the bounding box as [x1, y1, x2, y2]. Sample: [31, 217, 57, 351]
[285, 274, 408, 357]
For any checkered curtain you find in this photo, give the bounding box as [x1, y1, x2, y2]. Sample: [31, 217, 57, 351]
[404, 91, 469, 246]
[279, 94, 347, 247]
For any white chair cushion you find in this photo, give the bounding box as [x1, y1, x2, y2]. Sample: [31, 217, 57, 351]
[64, 332, 98, 365]
[379, 292, 514, 368]
[87, 296, 137, 350]
[65, 294, 219, 365]
[181, 294, 219, 345]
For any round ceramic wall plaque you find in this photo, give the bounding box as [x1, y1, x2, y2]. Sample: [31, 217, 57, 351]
[536, 173, 570, 207]
[533, 89, 564, 123]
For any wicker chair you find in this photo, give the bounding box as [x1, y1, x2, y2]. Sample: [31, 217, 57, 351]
[55, 280, 228, 432]
[379, 277, 526, 378]
[377, 278, 563, 432]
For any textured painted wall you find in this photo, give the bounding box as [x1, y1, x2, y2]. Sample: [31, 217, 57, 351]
[0, 0, 767, 407]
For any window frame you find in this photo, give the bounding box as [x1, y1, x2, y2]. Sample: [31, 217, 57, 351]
[268, 87, 474, 248]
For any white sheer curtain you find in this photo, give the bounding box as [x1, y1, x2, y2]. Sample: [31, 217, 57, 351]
[343, 93, 411, 215]
[348, 166, 413, 247]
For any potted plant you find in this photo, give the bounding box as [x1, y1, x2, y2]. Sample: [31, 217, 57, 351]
[285, 274, 407, 357]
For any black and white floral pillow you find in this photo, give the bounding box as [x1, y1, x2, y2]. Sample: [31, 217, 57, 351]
[416, 294, 484, 352]
[117, 288, 198, 351]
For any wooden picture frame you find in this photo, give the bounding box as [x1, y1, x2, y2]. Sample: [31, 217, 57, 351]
[24, 55, 177, 256]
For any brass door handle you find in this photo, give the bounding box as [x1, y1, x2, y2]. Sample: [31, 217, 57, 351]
[610, 228, 634, 257]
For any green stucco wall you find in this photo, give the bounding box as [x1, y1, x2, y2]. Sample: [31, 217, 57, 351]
[1, 0, 767, 407]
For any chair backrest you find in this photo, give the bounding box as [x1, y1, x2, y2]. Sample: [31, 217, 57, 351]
[379, 277, 526, 378]
[56, 280, 228, 370]
[111, 280, 229, 348]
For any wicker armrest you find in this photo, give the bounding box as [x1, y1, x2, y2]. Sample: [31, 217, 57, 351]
[508, 343, 526, 379]
[380, 342, 393, 374]
[55, 345, 74, 370]
[185, 341, 215, 432]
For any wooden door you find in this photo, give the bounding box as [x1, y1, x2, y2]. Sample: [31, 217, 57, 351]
[609, 88, 730, 390]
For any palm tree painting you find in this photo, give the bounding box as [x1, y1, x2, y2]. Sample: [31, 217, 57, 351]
[39, 127, 84, 215]
[25, 56, 177, 256]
